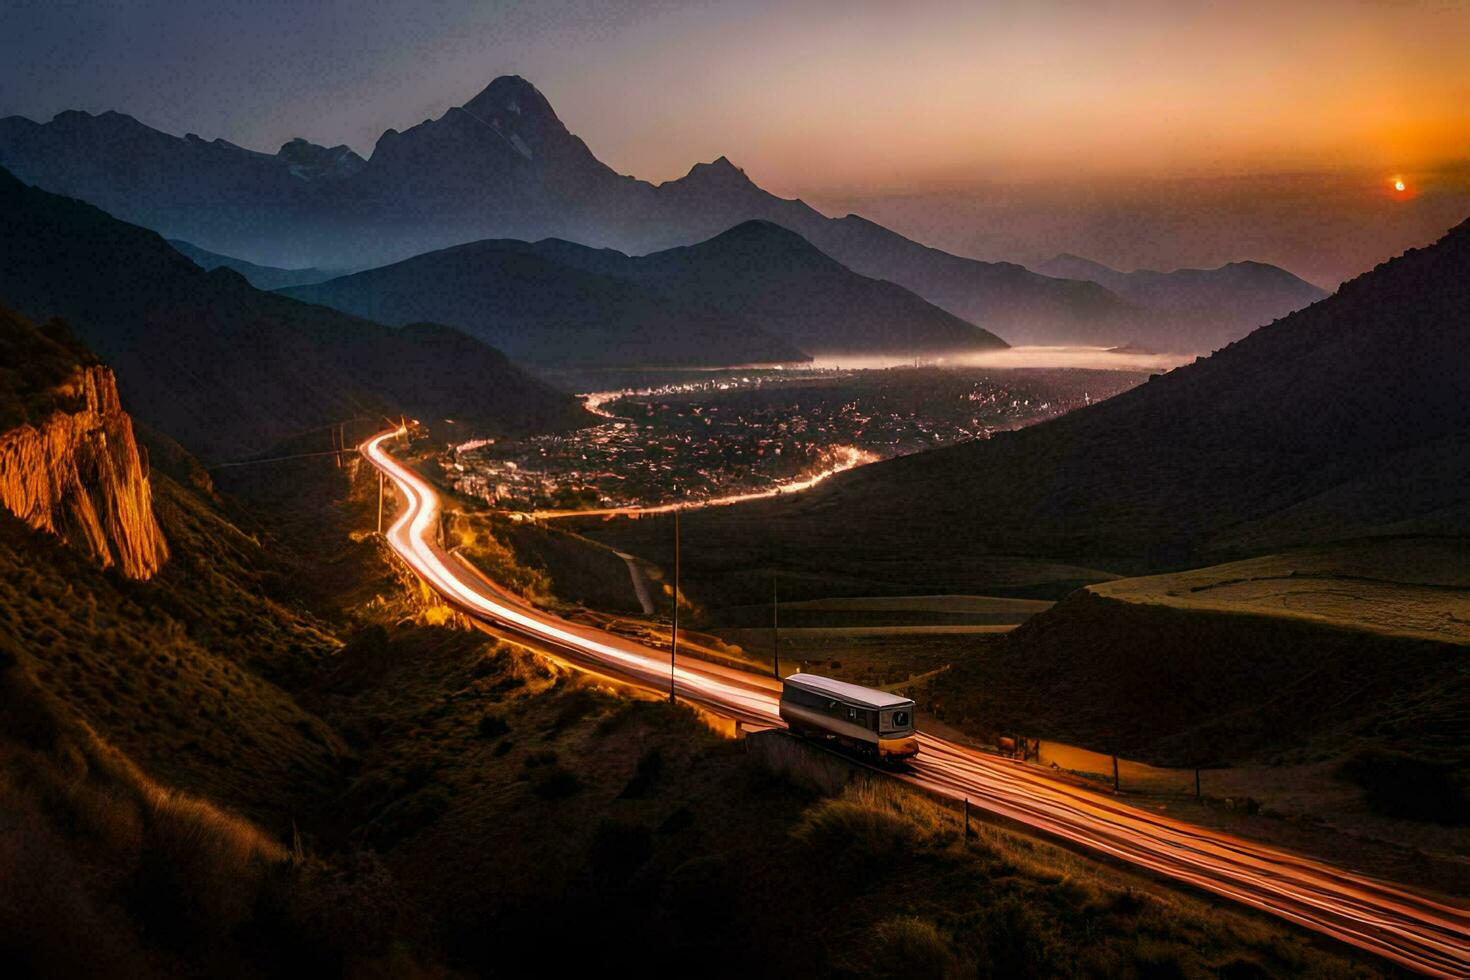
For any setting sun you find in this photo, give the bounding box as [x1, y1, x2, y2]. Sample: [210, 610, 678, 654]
[1394, 178, 1406, 192]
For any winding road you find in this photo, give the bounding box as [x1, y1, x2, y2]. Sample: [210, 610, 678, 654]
[363, 430, 1470, 976]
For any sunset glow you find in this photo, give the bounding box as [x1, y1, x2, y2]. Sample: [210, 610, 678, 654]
[6, 0, 1468, 190]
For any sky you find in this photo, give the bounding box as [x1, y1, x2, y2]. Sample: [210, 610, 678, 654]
[3, 0, 1468, 283]
[3, 0, 1468, 192]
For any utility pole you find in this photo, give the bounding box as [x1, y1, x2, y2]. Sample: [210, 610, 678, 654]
[670, 509, 679, 703]
[772, 571, 780, 679]
[377, 470, 385, 534]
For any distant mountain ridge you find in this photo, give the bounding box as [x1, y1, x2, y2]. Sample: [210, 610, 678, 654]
[1036, 253, 1329, 352]
[167, 238, 335, 290]
[281, 233, 808, 369]
[283, 220, 1006, 366]
[0, 167, 591, 461]
[0, 75, 1138, 346]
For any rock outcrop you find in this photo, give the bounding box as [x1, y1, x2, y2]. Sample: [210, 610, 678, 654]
[0, 364, 168, 579]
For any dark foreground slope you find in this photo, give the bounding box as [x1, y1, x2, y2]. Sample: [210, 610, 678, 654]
[595, 216, 1470, 594]
[286, 220, 1004, 365]
[1, 408, 1371, 975]
[0, 168, 590, 461]
[0, 220, 1380, 975]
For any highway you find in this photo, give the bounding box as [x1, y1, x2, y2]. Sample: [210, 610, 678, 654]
[363, 430, 1470, 976]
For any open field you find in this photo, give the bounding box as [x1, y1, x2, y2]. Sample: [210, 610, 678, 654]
[714, 628, 983, 691]
[1092, 537, 1470, 644]
[718, 592, 1052, 629]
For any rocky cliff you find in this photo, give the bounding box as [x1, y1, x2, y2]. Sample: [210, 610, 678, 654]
[0, 363, 168, 579]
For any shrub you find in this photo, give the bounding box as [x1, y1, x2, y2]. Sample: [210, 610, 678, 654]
[966, 895, 1060, 977]
[619, 746, 664, 799]
[664, 852, 733, 918]
[477, 713, 510, 739]
[128, 785, 288, 941]
[0, 786, 151, 976]
[873, 916, 973, 980]
[1339, 747, 1470, 824]
[586, 819, 652, 886]
[262, 850, 413, 970]
[792, 780, 953, 861]
[551, 686, 607, 731]
[530, 764, 581, 800]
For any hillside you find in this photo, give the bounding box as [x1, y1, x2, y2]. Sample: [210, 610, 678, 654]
[0, 375, 1375, 975]
[1, 77, 1135, 345]
[285, 221, 1005, 365]
[594, 216, 1470, 594]
[1038, 253, 1329, 352]
[938, 539, 1469, 764]
[0, 167, 592, 461]
[167, 239, 334, 290]
[281, 236, 809, 368]
[570, 220, 1006, 356]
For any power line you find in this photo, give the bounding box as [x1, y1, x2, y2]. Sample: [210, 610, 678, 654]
[207, 448, 348, 469]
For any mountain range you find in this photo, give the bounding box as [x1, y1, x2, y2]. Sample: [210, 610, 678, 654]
[1036, 254, 1329, 352]
[593, 216, 1470, 588]
[0, 167, 590, 461]
[1, 76, 1147, 347]
[283, 220, 1005, 366]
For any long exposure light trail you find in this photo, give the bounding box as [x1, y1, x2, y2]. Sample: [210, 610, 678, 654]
[363, 430, 1469, 976]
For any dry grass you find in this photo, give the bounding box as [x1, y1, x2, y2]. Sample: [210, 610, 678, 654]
[0, 647, 430, 975]
[793, 779, 953, 855]
[788, 779, 1378, 978]
[0, 654, 281, 965]
[873, 915, 973, 980]
[0, 486, 345, 823]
